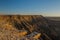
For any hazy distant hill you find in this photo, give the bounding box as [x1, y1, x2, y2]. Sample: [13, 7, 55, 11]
[46, 17, 60, 21]
[0, 15, 60, 40]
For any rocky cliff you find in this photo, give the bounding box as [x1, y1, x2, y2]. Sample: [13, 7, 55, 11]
[0, 15, 59, 40]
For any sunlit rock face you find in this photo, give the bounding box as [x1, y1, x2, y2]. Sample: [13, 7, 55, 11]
[0, 15, 60, 40]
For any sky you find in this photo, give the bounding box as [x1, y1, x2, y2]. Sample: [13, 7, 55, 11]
[0, 0, 60, 16]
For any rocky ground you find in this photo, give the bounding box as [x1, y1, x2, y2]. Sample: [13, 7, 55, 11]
[0, 15, 60, 40]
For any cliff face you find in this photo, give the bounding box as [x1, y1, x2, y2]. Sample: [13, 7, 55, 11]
[0, 15, 59, 40]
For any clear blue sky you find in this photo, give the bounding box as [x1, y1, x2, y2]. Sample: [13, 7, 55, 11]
[0, 0, 60, 16]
